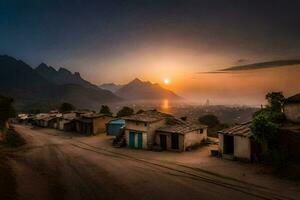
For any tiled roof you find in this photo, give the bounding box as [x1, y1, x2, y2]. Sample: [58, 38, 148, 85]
[218, 122, 252, 137]
[123, 110, 173, 123]
[285, 93, 300, 103]
[157, 120, 207, 134]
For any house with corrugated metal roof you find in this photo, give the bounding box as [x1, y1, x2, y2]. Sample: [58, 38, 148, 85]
[106, 118, 125, 136]
[218, 122, 257, 161]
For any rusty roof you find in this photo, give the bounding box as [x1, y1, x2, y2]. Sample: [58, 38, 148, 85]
[123, 110, 173, 123]
[218, 122, 252, 137]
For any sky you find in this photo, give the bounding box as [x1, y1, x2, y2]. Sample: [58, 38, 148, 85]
[0, 0, 299, 105]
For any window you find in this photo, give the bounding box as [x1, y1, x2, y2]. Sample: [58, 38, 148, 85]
[144, 123, 147, 127]
[199, 129, 203, 134]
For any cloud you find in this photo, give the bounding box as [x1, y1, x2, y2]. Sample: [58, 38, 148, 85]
[220, 59, 300, 71]
[198, 59, 300, 74]
[236, 59, 248, 64]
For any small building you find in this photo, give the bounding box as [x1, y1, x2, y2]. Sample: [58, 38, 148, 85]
[218, 122, 257, 161]
[106, 118, 125, 136]
[75, 113, 113, 135]
[283, 93, 300, 123]
[58, 112, 77, 131]
[123, 110, 173, 149]
[155, 120, 207, 152]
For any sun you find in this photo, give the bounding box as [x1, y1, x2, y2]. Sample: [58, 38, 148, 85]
[164, 79, 170, 85]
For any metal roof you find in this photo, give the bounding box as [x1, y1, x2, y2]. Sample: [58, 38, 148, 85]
[108, 119, 125, 125]
[218, 122, 253, 137]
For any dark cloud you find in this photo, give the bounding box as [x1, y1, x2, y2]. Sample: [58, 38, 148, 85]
[236, 59, 248, 64]
[220, 60, 300, 71]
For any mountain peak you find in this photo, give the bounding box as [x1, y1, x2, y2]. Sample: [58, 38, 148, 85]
[58, 67, 72, 75]
[74, 72, 81, 77]
[115, 78, 181, 101]
[130, 78, 143, 84]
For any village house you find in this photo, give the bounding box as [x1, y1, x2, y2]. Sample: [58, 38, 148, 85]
[57, 112, 77, 131]
[123, 110, 208, 151]
[123, 110, 172, 149]
[155, 119, 208, 152]
[75, 113, 113, 135]
[280, 93, 300, 161]
[283, 93, 300, 123]
[218, 122, 257, 161]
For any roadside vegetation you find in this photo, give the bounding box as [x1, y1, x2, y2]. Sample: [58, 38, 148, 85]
[198, 114, 229, 137]
[251, 92, 286, 167]
[117, 106, 134, 117]
[59, 102, 75, 113]
[99, 105, 113, 116]
[0, 95, 25, 147]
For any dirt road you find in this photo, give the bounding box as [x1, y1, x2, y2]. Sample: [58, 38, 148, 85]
[4, 125, 299, 200]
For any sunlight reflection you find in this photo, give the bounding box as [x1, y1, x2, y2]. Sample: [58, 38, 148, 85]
[160, 99, 170, 113]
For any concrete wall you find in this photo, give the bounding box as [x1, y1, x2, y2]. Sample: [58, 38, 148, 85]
[218, 133, 224, 153]
[93, 116, 113, 134]
[124, 119, 166, 149]
[155, 132, 184, 152]
[124, 129, 148, 149]
[219, 134, 251, 160]
[234, 136, 251, 160]
[184, 128, 207, 151]
[284, 103, 300, 123]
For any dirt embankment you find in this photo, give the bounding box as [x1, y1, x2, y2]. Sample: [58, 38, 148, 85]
[0, 152, 17, 200]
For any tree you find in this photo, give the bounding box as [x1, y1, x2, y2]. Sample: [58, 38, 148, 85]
[198, 114, 220, 128]
[251, 92, 286, 165]
[99, 105, 112, 116]
[59, 102, 75, 113]
[136, 109, 144, 114]
[266, 92, 285, 112]
[180, 116, 187, 121]
[117, 106, 134, 117]
[0, 96, 15, 130]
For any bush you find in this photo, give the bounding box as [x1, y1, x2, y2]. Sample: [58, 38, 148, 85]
[1, 128, 26, 147]
[198, 114, 220, 128]
[99, 105, 112, 116]
[59, 102, 75, 113]
[117, 106, 134, 117]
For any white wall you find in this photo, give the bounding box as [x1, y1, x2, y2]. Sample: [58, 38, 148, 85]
[284, 103, 300, 123]
[219, 134, 251, 160]
[124, 119, 166, 149]
[184, 128, 207, 150]
[234, 136, 251, 160]
[218, 133, 224, 153]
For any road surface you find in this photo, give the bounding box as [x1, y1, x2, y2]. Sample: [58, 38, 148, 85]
[3, 125, 299, 200]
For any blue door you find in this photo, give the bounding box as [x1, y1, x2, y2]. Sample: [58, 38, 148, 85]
[137, 133, 143, 149]
[129, 132, 135, 148]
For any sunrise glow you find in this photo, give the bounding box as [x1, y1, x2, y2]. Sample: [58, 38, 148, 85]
[164, 79, 170, 85]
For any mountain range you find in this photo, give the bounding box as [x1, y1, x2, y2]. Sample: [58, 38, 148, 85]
[0, 55, 120, 111]
[0, 55, 181, 111]
[110, 78, 181, 101]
